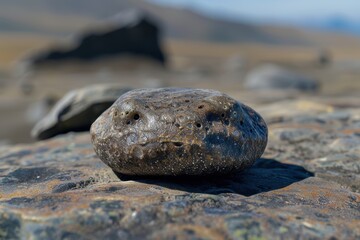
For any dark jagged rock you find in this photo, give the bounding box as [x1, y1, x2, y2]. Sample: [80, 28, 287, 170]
[91, 88, 268, 176]
[29, 11, 166, 66]
[32, 85, 132, 140]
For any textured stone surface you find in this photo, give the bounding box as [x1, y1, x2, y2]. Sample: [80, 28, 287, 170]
[0, 133, 359, 239]
[244, 64, 319, 92]
[32, 85, 132, 140]
[1, 95, 360, 239]
[259, 100, 360, 193]
[91, 88, 268, 176]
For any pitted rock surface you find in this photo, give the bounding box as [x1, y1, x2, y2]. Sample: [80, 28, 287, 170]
[91, 88, 268, 176]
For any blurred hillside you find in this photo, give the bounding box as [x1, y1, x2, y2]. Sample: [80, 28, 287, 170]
[1, 0, 360, 46]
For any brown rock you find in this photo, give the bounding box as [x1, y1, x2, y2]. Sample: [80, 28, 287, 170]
[0, 133, 359, 239]
[91, 88, 268, 176]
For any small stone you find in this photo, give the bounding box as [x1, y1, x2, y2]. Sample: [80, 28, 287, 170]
[244, 64, 319, 92]
[90, 88, 268, 176]
[32, 84, 132, 140]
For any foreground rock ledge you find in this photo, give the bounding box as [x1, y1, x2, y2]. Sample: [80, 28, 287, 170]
[0, 133, 359, 239]
[91, 88, 268, 176]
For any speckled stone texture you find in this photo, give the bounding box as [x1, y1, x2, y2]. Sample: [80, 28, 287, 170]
[91, 88, 268, 176]
[1, 95, 360, 239]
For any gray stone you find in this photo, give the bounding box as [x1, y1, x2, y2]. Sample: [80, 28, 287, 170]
[244, 64, 319, 92]
[32, 84, 132, 140]
[91, 88, 268, 176]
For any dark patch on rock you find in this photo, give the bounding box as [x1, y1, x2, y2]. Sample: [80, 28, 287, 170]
[0, 212, 21, 240]
[102, 186, 127, 193]
[91, 88, 268, 176]
[3, 197, 34, 207]
[32, 85, 132, 140]
[32, 226, 83, 240]
[52, 178, 95, 193]
[2, 167, 60, 184]
[29, 11, 166, 66]
[0, 149, 32, 162]
[2, 196, 70, 210]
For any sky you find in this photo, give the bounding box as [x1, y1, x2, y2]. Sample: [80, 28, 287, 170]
[149, 0, 360, 23]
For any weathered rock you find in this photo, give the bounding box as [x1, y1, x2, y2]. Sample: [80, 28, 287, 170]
[244, 64, 319, 92]
[0, 133, 359, 239]
[32, 85, 132, 140]
[28, 10, 166, 67]
[263, 100, 360, 193]
[91, 88, 268, 176]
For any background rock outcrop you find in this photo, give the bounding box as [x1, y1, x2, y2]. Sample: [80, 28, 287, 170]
[28, 10, 167, 67]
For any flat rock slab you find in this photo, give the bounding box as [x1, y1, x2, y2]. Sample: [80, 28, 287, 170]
[0, 132, 359, 239]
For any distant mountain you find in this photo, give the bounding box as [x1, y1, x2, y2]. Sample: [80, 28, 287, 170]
[303, 16, 360, 35]
[0, 0, 359, 46]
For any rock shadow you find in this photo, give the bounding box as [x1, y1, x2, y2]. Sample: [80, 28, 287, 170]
[115, 158, 314, 197]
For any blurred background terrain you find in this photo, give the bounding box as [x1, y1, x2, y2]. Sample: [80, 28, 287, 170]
[0, 0, 359, 144]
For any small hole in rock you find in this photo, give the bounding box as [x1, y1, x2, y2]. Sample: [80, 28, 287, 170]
[198, 105, 204, 109]
[224, 120, 230, 125]
[196, 123, 202, 128]
[113, 111, 118, 117]
[173, 142, 183, 147]
[126, 121, 131, 125]
[221, 113, 225, 118]
[185, 100, 190, 103]
[175, 123, 180, 128]
[125, 111, 129, 115]
[133, 114, 140, 120]
[240, 120, 244, 125]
